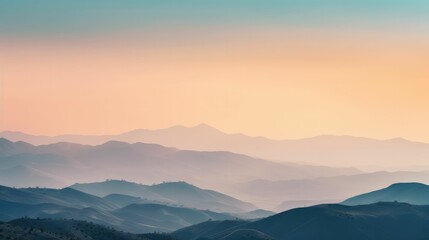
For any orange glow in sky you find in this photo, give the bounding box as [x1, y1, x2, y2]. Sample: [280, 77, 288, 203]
[1, 28, 429, 141]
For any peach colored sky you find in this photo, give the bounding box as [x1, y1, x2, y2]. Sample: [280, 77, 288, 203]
[1, 30, 429, 141]
[1, 1, 429, 141]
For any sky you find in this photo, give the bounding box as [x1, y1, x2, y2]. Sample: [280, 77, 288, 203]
[1, 0, 429, 141]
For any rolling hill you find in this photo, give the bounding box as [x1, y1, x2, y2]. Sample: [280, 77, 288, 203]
[342, 182, 429, 206]
[230, 209, 276, 220]
[114, 203, 235, 233]
[71, 180, 256, 213]
[104, 194, 162, 208]
[172, 220, 249, 240]
[174, 202, 429, 240]
[1, 218, 176, 240]
[0, 184, 237, 233]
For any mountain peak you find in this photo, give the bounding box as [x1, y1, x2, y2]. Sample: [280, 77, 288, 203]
[160, 123, 223, 135]
[193, 123, 214, 129]
[191, 123, 222, 133]
[0, 137, 13, 144]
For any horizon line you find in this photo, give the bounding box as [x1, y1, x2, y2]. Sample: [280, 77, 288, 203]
[0, 123, 425, 144]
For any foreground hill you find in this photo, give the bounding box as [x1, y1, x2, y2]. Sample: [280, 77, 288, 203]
[0, 218, 176, 240]
[0, 184, 234, 233]
[173, 202, 429, 240]
[71, 180, 256, 213]
[4, 124, 429, 168]
[172, 220, 250, 240]
[342, 182, 429, 206]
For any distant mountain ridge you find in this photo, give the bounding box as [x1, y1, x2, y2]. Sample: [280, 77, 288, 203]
[2, 124, 429, 168]
[240, 171, 429, 210]
[0, 138, 359, 202]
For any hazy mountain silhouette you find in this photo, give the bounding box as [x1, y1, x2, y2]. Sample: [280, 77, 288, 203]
[0, 138, 359, 201]
[0, 165, 64, 188]
[104, 193, 164, 208]
[71, 180, 256, 213]
[241, 171, 429, 210]
[230, 209, 276, 220]
[342, 182, 429, 206]
[0, 138, 35, 155]
[174, 202, 429, 240]
[3, 124, 429, 168]
[274, 199, 336, 212]
[4, 138, 429, 209]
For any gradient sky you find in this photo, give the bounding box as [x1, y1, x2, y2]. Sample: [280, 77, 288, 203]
[1, 0, 429, 141]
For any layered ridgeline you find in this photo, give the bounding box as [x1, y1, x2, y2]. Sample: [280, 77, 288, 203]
[245, 172, 429, 211]
[0, 181, 268, 233]
[3, 182, 429, 239]
[342, 182, 429, 206]
[173, 202, 429, 240]
[70, 180, 257, 213]
[3, 138, 429, 210]
[3, 124, 429, 168]
[0, 138, 359, 198]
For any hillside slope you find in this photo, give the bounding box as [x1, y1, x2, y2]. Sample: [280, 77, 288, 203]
[0, 218, 176, 240]
[174, 202, 429, 240]
[342, 182, 429, 206]
[0, 184, 234, 233]
[71, 180, 256, 213]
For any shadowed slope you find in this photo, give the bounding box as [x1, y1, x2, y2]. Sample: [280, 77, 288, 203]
[174, 202, 429, 240]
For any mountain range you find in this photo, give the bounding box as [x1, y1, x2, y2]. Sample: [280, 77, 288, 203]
[0, 137, 359, 206]
[3, 137, 429, 209]
[70, 180, 256, 213]
[2, 182, 429, 239]
[3, 124, 429, 168]
[0, 183, 248, 233]
[241, 171, 429, 210]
